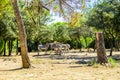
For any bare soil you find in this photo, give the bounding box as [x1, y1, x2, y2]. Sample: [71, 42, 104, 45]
[0, 50, 120, 80]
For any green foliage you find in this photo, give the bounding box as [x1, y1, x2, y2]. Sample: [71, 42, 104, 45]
[0, 0, 98, 52]
[25, 1, 52, 42]
[80, 36, 86, 48]
[86, 0, 120, 51]
[69, 12, 85, 27]
[51, 22, 70, 42]
[0, 20, 8, 38]
[80, 36, 93, 48]
[86, 37, 93, 46]
[0, 39, 4, 53]
[0, 0, 9, 12]
[108, 57, 118, 68]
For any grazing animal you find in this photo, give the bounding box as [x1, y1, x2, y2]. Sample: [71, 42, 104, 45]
[50, 42, 70, 55]
[61, 44, 70, 53]
[37, 43, 49, 55]
[37, 42, 70, 55]
[49, 42, 62, 55]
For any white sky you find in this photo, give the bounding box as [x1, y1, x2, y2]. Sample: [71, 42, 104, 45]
[50, 9, 65, 24]
[52, 16, 64, 22]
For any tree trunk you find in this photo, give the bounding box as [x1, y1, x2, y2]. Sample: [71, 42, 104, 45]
[8, 40, 13, 56]
[16, 39, 19, 55]
[109, 39, 113, 56]
[115, 40, 119, 51]
[8, 40, 11, 56]
[96, 32, 108, 64]
[10, 40, 13, 55]
[93, 40, 96, 53]
[3, 39, 6, 56]
[12, 0, 31, 68]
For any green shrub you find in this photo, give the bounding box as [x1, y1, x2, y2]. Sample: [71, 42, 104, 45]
[0, 39, 4, 54]
[108, 57, 118, 68]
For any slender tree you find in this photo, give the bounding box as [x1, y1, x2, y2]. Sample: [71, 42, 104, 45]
[12, 0, 31, 68]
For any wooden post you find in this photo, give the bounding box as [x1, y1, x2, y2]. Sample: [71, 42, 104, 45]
[96, 32, 108, 64]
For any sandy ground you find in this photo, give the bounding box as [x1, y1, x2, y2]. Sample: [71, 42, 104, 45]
[0, 50, 120, 80]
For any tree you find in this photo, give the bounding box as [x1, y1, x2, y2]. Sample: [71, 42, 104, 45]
[96, 32, 108, 64]
[0, 20, 8, 55]
[12, 0, 31, 68]
[52, 22, 70, 42]
[29, 0, 94, 20]
[86, 0, 120, 56]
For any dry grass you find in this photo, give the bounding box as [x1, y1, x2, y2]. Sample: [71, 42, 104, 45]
[0, 50, 120, 80]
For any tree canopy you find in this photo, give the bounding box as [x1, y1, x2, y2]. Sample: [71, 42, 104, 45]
[0, 0, 119, 54]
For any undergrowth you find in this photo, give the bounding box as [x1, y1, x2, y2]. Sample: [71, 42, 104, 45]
[89, 57, 119, 68]
[108, 57, 118, 68]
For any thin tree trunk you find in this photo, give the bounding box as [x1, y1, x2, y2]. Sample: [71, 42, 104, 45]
[115, 40, 119, 51]
[93, 39, 96, 53]
[8, 40, 13, 56]
[10, 40, 13, 55]
[12, 0, 31, 68]
[96, 32, 108, 64]
[16, 39, 19, 55]
[8, 40, 11, 56]
[109, 39, 113, 56]
[3, 39, 6, 56]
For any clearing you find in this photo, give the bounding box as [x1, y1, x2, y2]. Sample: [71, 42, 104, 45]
[0, 50, 120, 80]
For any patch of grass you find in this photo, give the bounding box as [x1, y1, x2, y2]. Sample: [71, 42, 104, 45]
[88, 57, 119, 68]
[108, 57, 118, 68]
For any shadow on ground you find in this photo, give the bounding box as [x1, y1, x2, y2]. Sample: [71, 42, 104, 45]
[33, 52, 120, 66]
[33, 53, 97, 65]
[0, 67, 23, 71]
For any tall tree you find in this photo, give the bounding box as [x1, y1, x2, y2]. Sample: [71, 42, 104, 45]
[87, 0, 120, 56]
[12, 0, 31, 68]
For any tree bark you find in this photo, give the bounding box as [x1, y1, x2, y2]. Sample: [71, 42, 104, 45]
[12, 0, 31, 68]
[96, 32, 108, 64]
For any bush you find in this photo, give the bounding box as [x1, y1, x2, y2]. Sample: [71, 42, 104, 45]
[108, 57, 118, 68]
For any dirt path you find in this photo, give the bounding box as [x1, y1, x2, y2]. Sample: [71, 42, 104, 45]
[0, 51, 120, 80]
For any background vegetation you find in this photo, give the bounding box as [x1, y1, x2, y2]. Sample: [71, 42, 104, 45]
[0, 0, 119, 56]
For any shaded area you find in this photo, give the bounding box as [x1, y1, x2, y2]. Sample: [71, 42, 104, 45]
[33, 51, 120, 66]
[0, 56, 22, 71]
[33, 52, 97, 65]
[0, 67, 23, 71]
[112, 54, 120, 60]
